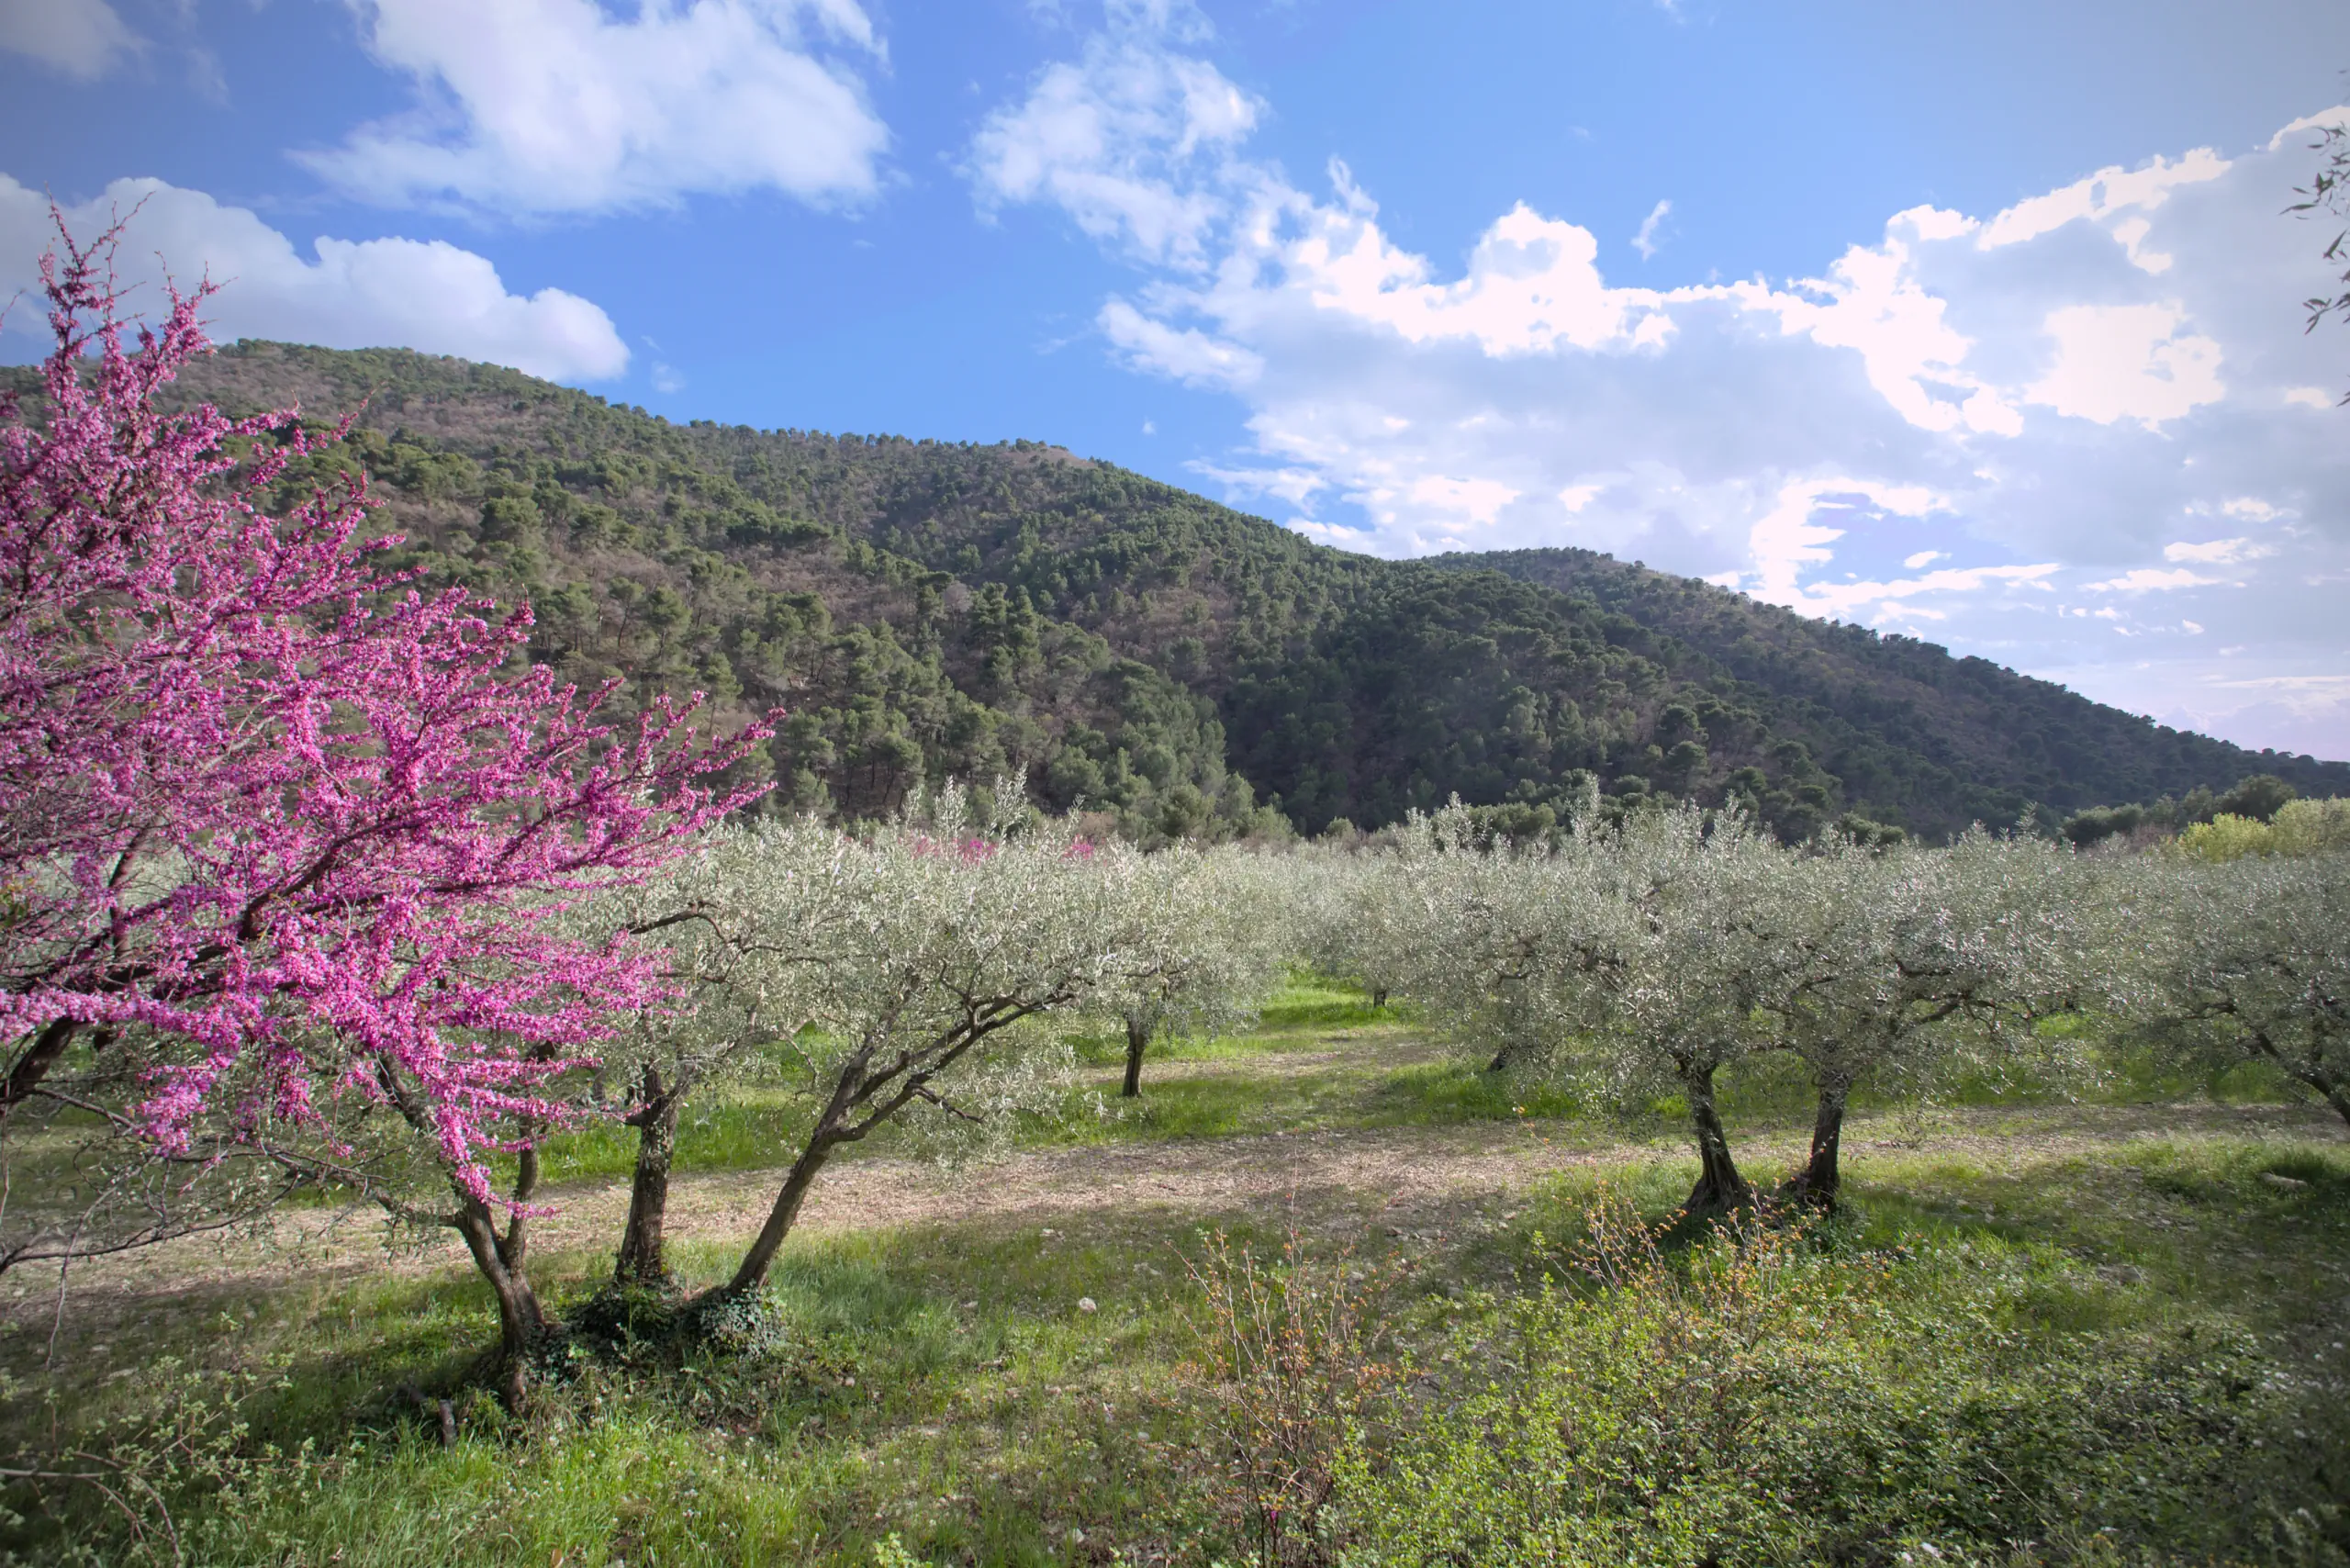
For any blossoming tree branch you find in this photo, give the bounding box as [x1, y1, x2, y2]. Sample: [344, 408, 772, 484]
[0, 219, 772, 1285]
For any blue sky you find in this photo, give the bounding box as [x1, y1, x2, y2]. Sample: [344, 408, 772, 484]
[6, 0, 2349, 758]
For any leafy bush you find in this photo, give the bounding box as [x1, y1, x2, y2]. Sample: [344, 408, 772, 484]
[1323, 1189, 2336, 1566]
[2177, 798, 2350, 861]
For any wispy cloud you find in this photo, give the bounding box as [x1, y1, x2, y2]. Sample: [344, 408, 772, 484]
[0, 0, 140, 82]
[1631, 198, 1671, 261]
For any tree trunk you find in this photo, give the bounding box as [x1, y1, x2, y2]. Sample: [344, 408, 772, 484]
[726, 1126, 840, 1296]
[725, 1048, 871, 1297]
[615, 1070, 680, 1287]
[1122, 1017, 1150, 1098]
[452, 1198, 547, 1409]
[1784, 1076, 1851, 1208]
[2253, 1033, 2350, 1134]
[2294, 1062, 2350, 1133]
[0, 1018, 77, 1120]
[1679, 1063, 1751, 1212]
[1371, 987, 1389, 1010]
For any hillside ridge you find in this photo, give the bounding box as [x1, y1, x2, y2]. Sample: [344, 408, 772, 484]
[15, 339, 2340, 840]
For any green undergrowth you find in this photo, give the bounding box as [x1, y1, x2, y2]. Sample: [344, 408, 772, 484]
[5, 1130, 2347, 1565]
[3, 981, 2344, 1563]
[1335, 1189, 2346, 1565]
[495, 981, 2311, 1195]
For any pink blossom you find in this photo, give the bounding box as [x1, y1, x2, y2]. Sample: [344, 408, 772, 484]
[0, 218, 772, 1199]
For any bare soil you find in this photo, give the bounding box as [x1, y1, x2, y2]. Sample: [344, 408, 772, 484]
[12, 1100, 2339, 1321]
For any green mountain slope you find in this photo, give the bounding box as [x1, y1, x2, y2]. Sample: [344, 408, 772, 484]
[1424, 547, 2344, 839]
[53, 339, 2342, 841]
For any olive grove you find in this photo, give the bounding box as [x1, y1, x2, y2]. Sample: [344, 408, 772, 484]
[7, 218, 2350, 1439]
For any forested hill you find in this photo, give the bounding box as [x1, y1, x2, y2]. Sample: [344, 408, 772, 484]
[1423, 547, 2350, 839]
[57, 339, 2347, 842]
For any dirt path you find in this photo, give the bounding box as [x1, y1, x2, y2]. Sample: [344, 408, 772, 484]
[17, 1100, 2340, 1316]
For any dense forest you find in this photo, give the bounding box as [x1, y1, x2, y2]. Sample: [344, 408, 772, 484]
[62, 339, 2346, 842]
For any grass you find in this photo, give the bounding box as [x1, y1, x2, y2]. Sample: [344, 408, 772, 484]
[2, 978, 2345, 1564]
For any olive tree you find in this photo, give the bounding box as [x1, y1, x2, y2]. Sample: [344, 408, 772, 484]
[1294, 844, 1424, 1011]
[1595, 806, 1799, 1209]
[594, 821, 857, 1285]
[1371, 804, 1564, 1073]
[1093, 848, 1287, 1098]
[1756, 831, 2097, 1205]
[2141, 849, 2350, 1127]
[1401, 801, 1794, 1211]
[714, 803, 1170, 1299]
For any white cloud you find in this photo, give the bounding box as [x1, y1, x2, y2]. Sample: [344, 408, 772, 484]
[1100, 297, 1260, 386]
[2084, 566, 2222, 593]
[304, 0, 888, 215]
[969, 6, 1256, 267]
[1631, 199, 1671, 261]
[1188, 461, 1326, 509]
[1976, 148, 2227, 256]
[968, 17, 2350, 756]
[2024, 303, 2223, 426]
[0, 0, 140, 79]
[0, 175, 629, 381]
[1403, 475, 1519, 528]
[2164, 536, 2273, 565]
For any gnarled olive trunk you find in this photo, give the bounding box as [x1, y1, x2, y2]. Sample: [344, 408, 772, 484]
[1370, 987, 1390, 1010]
[615, 1066, 681, 1287]
[1122, 1017, 1151, 1098]
[1783, 1075, 1852, 1208]
[1679, 1063, 1751, 1212]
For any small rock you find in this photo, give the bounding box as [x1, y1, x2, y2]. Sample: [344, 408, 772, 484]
[1068, 1527, 1087, 1545]
[1077, 1296, 1098, 1314]
[2260, 1172, 2308, 1191]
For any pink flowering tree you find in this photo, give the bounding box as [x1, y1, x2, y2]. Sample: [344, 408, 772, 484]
[0, 221, 767, 1389]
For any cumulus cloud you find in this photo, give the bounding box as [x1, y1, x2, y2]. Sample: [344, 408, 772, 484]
[305, 0, 888, 215]
[2024, 303, 2223, 425]
[967, 11, 2350, 756]
[969, 1, 1256, 266]
[0, 0, 140, 79]
[0, 176, 630, 382]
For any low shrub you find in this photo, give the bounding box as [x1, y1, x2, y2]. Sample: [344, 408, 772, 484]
[1190, 1189, 2346, 1567]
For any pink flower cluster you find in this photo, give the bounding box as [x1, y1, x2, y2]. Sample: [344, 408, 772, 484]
[0, 220, 770, 1196]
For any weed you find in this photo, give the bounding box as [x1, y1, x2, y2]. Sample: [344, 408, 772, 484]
[1180, 1227, 1395, 1567]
